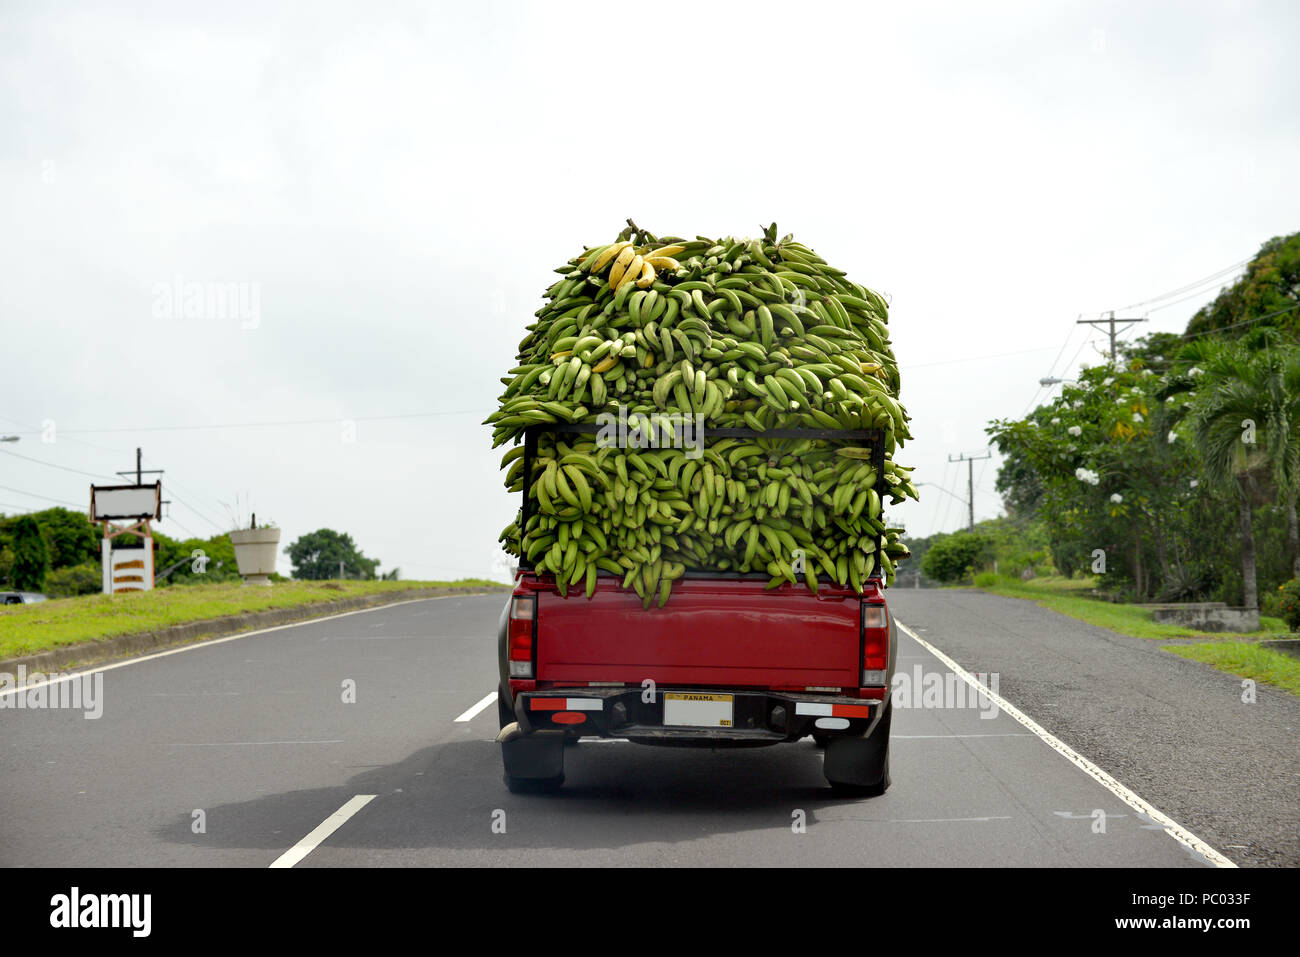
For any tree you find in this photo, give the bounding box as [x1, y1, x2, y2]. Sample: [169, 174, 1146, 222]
[33, 507, 100, 569]
[10, 516, 51, 591]
[1185, 232, 1300, 342]
[1185, 337, 1300, 607]
[285, 529, 379, 580]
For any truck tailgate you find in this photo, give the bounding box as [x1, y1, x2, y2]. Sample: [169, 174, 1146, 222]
[534, 577, 861, 687]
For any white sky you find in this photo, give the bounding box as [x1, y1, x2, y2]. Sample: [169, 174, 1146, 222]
[3, 0, 1298, 580]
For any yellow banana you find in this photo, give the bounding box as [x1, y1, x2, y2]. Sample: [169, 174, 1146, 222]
[590, 240, 631, 274]
[613, 254, 644, 292]
[608, 246, 637, 289]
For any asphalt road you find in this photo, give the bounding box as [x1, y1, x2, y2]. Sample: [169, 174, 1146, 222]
[1, 591, 1272, 867]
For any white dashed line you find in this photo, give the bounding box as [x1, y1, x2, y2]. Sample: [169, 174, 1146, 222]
[269, 795, 376, 868]
[454, 691, 498, 722]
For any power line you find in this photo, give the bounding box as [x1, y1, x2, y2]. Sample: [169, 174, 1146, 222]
[902, 345, 1061, 371]
[929, 459, 959, 537]
[140, 454, 227, 534]
[2, 408, 486, 437]
[1181, 301, 1300, 340]
[162, 515, 199, 539]
[1145, 285, 1233, 315]
[0, 483, 83, 508]
[1020, 324, 1085, 417]
[165, 490, 226, 534]
[1116, 257, 1251, 312]
[0, 446, 116, 479]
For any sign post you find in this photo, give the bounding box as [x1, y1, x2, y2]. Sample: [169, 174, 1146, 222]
[89, 481, 162, 594]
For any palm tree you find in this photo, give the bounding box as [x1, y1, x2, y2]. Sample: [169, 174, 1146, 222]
[1185, 335, 1300, 608]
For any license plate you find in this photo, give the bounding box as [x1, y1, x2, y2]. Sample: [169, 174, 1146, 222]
[663, 692, 733, 728]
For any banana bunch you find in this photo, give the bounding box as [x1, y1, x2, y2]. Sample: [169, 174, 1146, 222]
[487, 221, 917, 605]
[586, 240, 686, 295]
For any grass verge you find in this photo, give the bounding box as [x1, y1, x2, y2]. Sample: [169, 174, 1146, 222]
[0, 579, 507, 660]
[1164, 642, 1300, 697]
[971, 574, 1290, 640]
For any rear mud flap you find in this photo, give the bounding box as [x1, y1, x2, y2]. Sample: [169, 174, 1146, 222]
[823, 707, 891, 788]
[500, 730, 565, 780]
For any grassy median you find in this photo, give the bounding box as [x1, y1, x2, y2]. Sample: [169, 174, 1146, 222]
[971, 574, 1290, 640]
[0, 579, 507, 660]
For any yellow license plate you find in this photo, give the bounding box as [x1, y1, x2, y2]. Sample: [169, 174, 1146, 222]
[663, 693, 734, 728]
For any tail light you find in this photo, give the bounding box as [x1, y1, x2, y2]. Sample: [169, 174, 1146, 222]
[508, 594, 535, 678]
[861, 601, 888, 686]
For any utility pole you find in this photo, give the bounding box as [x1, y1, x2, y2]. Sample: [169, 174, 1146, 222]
[948, 451, 992, 531]
[116, 446, 169, 515]
[1077, 311, 1147, 363]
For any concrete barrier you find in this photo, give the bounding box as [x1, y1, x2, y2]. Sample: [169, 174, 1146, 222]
[1150, 605, 1260, 633]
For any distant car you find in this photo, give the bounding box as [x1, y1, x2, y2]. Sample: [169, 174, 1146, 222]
[0, 591, 48, 605]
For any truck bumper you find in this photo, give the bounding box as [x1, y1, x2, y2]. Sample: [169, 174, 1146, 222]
[512, 687, 883, 747]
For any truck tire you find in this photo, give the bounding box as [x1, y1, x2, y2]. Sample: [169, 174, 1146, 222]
[823, 705, 891, 796]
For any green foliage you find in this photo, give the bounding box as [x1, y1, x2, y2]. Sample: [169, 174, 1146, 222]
[1185, 232, 1300, 341]
[0, 507, 98, 585]
[45, 562, 103, 598]
[989, 312, 1300, 604]
[1277, 579, 1300, 631]
[155, 533, 242, 585]
[285, 528, 380, 580]
[10, 516, 50, 591]
[920, 532, 989, 583]
[33, 507, 99, 568]
[973, 571, 999, 588]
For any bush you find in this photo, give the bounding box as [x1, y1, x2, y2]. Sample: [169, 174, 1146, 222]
[1277, 579, 1300, 632]
[920, 532, 990, 583]
[973, 571, 999, 588]
[45, 562, 103, 598]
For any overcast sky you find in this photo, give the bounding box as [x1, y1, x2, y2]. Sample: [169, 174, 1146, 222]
[2, 0, 1298, 581]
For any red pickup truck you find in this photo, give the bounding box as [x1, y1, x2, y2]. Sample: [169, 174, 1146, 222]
[495, 552, 897, 797]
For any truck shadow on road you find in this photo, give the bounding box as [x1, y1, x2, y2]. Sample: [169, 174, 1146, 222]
[153, 736, 881, 856]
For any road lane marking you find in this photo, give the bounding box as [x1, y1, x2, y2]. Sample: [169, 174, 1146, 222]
[889, 738, 1029, 743]
[173, 740, 344, 747]
[269, 794, 376, 868]
[455, 691, 497, 722]
[836, 816, 1015, 824]
[894, 618, 1237, 869]
[0, 594, 500, 698]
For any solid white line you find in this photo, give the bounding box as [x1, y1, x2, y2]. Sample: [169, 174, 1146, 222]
[173, 740, 344, 747]
[454, 691, 497, 722]
[894, 618, 1237, 869]
[889, 738, 1029, 743]
[269, 794, 376, 869]
[0, 594, 499, 698]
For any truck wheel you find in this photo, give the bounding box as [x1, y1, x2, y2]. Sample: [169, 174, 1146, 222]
[498, 691, 515, 730]
[823, 706, 891, 796]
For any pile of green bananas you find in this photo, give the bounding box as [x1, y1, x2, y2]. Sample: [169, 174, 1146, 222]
[487, 221, 916, 606]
